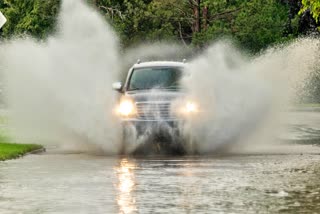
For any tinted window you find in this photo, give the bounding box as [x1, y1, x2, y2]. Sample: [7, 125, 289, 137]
[128, 67, 183, 91]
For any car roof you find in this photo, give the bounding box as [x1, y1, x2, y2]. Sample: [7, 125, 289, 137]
[132, 61, 185, 69]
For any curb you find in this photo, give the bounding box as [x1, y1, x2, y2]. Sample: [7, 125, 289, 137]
[26, 147, 46, 155]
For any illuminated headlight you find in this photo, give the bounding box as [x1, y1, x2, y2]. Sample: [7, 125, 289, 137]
[180, 101, 199, 114]
[185, 102, 198, 113]
[117, 99, 136, 117]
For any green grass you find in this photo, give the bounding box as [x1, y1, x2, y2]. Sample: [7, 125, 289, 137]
[0, 119, 44, 161]
[0, 142, 43, 161]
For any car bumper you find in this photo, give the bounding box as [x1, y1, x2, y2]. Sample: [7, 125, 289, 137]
[121, 119, 183, 137]
[120, 119, 193, 155]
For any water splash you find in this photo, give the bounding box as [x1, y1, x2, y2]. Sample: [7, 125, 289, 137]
[0, 0, 319, 155]
[0, 0, 121, 154]
[183, 39, 320, 153]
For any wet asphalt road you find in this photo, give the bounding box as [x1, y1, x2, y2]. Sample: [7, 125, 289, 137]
[1, 109, 320, 213]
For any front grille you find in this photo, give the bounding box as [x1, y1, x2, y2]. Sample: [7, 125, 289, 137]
[135, 102, 174, 120]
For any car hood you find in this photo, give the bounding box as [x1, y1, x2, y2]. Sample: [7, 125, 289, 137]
[125, 90, 185, 102]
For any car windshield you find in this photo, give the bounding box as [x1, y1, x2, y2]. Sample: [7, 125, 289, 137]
[128, 67, 183, 91]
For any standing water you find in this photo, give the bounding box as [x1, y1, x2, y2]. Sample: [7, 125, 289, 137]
[1, 1, 320, 213]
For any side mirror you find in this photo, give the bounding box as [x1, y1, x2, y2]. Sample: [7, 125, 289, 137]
[112, 82, 123, 92]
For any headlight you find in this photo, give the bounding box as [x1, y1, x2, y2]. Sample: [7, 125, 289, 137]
[117, 99, 136, 117]
[185, 102, 198, 113]
[180, 101, 199, 114]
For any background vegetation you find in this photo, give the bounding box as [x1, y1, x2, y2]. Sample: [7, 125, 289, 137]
[1, 0, 319, 51]
[0, 0, 319, 100]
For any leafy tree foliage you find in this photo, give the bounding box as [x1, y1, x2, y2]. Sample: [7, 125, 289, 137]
[0, 0, 60, 39]
[0, 0, 319, 51]
[192, 0, 290, 52]
[300, 0, 320, 22]
[234, 0, 289, 52]
[1, 0, 320, 101]
[94, 0, 191, 46]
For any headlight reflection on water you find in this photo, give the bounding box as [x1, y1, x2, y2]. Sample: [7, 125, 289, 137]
[115, 159, 137, 214]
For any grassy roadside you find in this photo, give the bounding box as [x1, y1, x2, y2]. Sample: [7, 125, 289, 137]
[0, 133, 43, 161]
[0, 115, 44, 161]
[0, 142, 43, 161]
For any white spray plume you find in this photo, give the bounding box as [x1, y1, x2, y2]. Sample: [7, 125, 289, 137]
[183, 39, 320, 154]
[0, 0, 319, 155]
[1, 0, 121, 154]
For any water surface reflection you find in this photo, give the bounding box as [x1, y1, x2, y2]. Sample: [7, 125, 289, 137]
[115, 159, 137, 214]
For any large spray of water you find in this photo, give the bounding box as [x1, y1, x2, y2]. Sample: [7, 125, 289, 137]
[0, 0, 121, 154]
[0, 0, 319, 155]
[182, 39, 320, 153]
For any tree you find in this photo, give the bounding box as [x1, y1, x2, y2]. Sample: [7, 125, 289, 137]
[191, 0, 289, 52]
[190, 0, 201, 33]
[95, 0, 192, 46]
[0, 0, 60, 39]
[300, 0, 320, 23]
[0, 0, 314, 53]
[233, 0, 289, 52]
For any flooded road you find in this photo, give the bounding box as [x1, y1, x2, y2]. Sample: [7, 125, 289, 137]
[1, 109, 320, 213]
